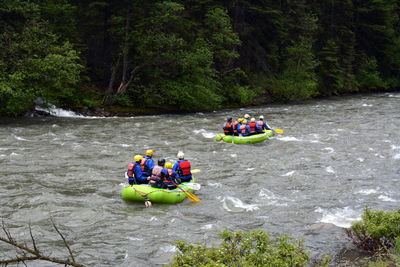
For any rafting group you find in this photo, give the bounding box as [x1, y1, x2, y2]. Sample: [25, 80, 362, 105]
[222, 114, 272, 137]
[125, 150, 193, 190]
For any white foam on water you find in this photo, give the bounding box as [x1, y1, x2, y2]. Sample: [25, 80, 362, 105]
[356, 189, 378, 195]
[374, 153, 385, 159]
[362, 103, 373, 107]
[246, 168, 255, 171]
[315, 206, 361, 228]
[161, 245, 178, 253]
[394, 154, 400, 160]
[10, 152, 19, 156]
[391, 145, 400, 150]
[258, 188, 289, 206]
[202, 132, 215, 138]
[221, 196, 259, 212]
[281, 171, 295, 177]
[357, 158, 364, 162]
[278, 136, 301, 142]
[378, 195, 396, 202]
[325, 166, 335, 173]
[150, 216, 158, 221]
[201, 224, 213, 230]
[36, 104, 99, 118]
[119, 144, 131, 148]
[230, 154, 237, 158]
[208, 182, 223, 188]
[12, 134, 28, 141]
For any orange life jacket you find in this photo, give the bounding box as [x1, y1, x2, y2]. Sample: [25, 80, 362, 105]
[223, 122, 233, 134]
[140, 158, 148, 171]
[127, 163, 136, 178]
[240, 124, 248, 134]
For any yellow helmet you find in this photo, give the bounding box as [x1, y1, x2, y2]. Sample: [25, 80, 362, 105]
[165, 162, 173, 169]
[238, 118, 243, 123]
[242, 119, 247, 124]
[133, 155, 143, 162]
[145, 149, 154, 156]
[244, 114, 250, 119]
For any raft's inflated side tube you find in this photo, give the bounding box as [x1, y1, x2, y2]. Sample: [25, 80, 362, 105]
[215, 130, 274, 144]
[121, 180, 197, 204]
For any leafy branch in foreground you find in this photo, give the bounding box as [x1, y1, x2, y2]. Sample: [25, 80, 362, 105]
[169, 229, 330, 267]
[346, 206, 400, 255]
[0, 219, 86, 267]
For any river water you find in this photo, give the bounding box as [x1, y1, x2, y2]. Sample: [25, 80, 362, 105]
[1, 93, 399, 266]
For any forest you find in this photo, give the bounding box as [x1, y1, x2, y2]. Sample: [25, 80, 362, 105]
[1, 0, 399, 116]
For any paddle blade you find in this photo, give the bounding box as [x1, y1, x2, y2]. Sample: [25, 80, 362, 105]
[274, 129, 284, 134]
[191, 169, 201, 173]
[186, 192, 201, 202]
[186, 183, 201, 191]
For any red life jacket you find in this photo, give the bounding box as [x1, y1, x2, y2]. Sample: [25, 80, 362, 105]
[179, 160, 191, 176]
[140, 158, 147, 171]
[150, 165, 163, 181]
[240, 124, 247, 134]
[249, 122, 256, 132]
[127, 163, 136, 178]
[233, 121, 239, 133]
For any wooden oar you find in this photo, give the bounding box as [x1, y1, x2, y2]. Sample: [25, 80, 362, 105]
[172, 182, 201, 202]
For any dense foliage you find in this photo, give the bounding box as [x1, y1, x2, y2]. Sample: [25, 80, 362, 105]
[169, 229, 327, 267]
[346, 206, 400, 265]
[1, 0, 400, 116]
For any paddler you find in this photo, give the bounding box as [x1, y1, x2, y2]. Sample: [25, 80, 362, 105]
[140, 149, 155, 177]
[172, 152, 192, 182]
[126, 155, 148, 185]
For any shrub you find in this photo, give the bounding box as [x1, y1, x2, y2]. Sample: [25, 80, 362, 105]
[169, 229, 315, 267]
[346, 207, 400, 254]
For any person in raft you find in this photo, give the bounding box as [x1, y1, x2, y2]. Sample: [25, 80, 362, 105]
[127, 155, 148, 185]
[140, 149, 155, 177]
[233, 118, 242, 136]
[248, 117, 263, 135]
[257, 115, 272, 131]
[243, 114, 250, 122]
[149, 158, 169, 188]
[239, 119, 251, 136]
[163, 161, 180, 189]
[172, 152, 192, 182]
[222, 117, 234, 136]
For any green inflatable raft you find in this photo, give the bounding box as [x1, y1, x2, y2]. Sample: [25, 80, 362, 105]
[215, 130, 274, 144]
[121, 181, 198, 204]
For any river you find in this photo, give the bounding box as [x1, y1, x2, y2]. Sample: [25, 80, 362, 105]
[1, 93, 399, 266]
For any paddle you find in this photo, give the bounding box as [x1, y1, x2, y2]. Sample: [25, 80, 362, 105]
[191, 169, 201, 173]
[172, 181, 201, 202]
[274, 129, 284, 134]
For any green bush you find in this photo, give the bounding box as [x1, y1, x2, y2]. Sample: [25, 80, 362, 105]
[169, 229, 316, 267]
[346, 207, 400, 254]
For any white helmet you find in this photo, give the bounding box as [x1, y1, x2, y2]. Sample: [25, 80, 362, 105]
[177, 151, 185, 159]
[259, 115, 264, 119]
[244, 114, 250, 119]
